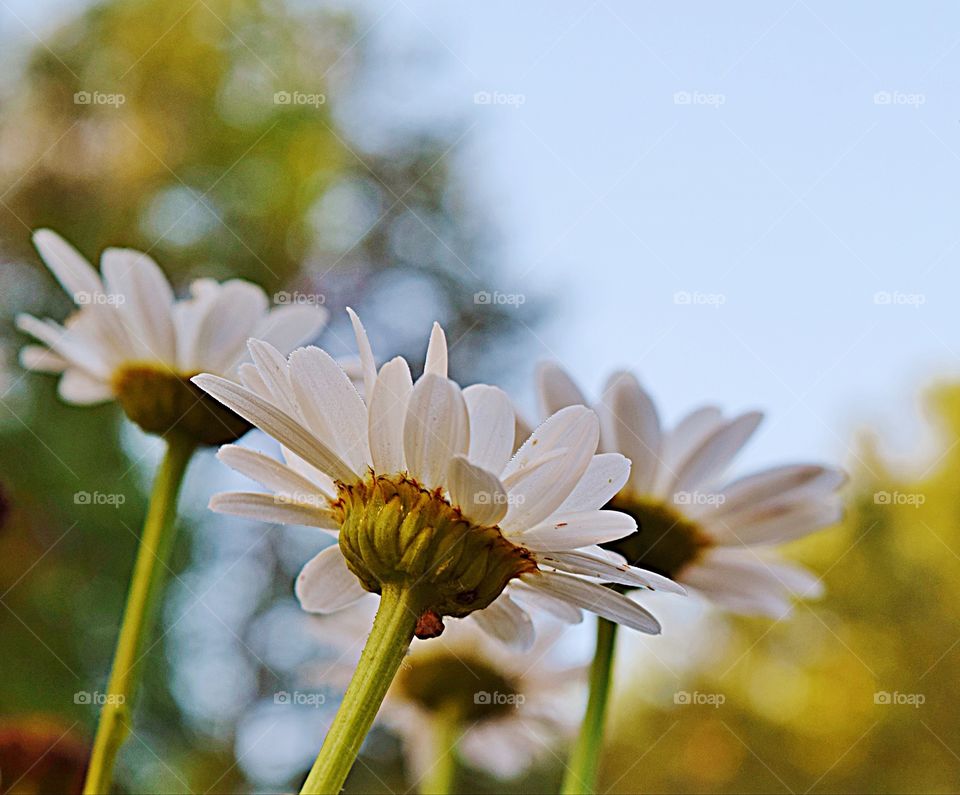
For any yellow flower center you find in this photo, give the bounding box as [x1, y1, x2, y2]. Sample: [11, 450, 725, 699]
[112, 365, 251, 445]
[602, 494, 712, 579]
[334, 474, 537, 637]
[394, 653, 521, 720]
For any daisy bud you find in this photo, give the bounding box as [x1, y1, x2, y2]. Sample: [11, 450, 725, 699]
[334, 474, 537, 636]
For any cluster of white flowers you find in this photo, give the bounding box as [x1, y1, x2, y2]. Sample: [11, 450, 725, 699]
[20, 230, 845, 790]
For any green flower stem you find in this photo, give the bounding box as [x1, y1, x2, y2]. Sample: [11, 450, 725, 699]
[419, 703, 462, 795]
[82, 432, 197, 795]
[300, 583, 422, 795]
[561, 617, 619, 795]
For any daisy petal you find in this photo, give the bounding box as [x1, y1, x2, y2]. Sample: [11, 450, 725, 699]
[652, 406, 722, 496]
[346, 307, 377, 401]
[187, 280, 268, 373]
[472, 593, 534, 651]
[463, 384, 515, 474]
[20, 344, 67, 373]
[209, 491, 339, 530]
[539, 548, 685, 594]
[33, 229, 102, 298]
[403, 373, 468, 490]
[368, 356, 413, 474]
[424, 322, 448, 377]
[58, 368, 112, 404]
[600, 371, 661, 494]
[512, 509, 636, 550]
[668, 411, 763, 496]
[536, 361, 588, 416]
[192, 374, 356, 483]
[524, 571, 661, 634]
[247, 339, 298, 414]
[447, 455, 508, 526]
[501, 406, 599, 532]
[710, 464, 846, 518]
[296, 544, 368, 613]
[509, 581, 584, 624]
[217, 445, 327, 500]
[101, 247, 176, 363]
[289, 346, 371, 473]
[556, 453, 631, 514]
[709, 497, 843, 545]
[252, 304, 328, 358]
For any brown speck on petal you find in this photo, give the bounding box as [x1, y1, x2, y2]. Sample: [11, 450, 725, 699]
[414, 610, 445, 639]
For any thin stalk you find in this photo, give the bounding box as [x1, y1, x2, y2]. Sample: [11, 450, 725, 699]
[561, 617, 619, 795]
[418, 703, 462, 794]
[82, 433, 197, 795]
[300, 583, 421, 795]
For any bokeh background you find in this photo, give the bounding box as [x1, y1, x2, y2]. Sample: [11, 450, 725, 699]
[1, 1, 958, 792]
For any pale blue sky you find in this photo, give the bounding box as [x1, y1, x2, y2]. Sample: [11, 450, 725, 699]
[6, 0, 960, 475]
[350, 0, 960, 473]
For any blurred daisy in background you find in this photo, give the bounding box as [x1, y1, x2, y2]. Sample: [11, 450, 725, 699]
[537, 362, 845, 618]
[17, 229, 327, 442]
[305, 597, 584, 785]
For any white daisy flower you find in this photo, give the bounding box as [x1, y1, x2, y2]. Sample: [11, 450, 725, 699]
[194, 310, 683, 645]
[537, 363, 846, 618]
[307, 598, 583, 783]
[17, 229, 327, 443]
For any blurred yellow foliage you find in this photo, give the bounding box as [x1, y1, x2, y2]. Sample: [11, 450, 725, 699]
[601, 385, 960, 793]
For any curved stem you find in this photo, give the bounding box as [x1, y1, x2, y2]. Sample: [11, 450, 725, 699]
[300, 584, 421, 795]
[418, 704, 461, 794]
[82, 433, 196, 795]
[561, 617, 619, 795]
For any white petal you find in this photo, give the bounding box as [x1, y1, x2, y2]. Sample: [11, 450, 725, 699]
[186, 280, 269, 373]
[652, 406, 723, 496]
[599, 371, 661, 494]
[447, 455, 508, 526]
[463, 384, 516, 474]
[523, 571, 661, 634]
[556, 453, 631, 514]
[708, 496, 843, 546]
[252, 304, 328, 357]
[708, 464, 846, 519]
[403, 373, 468, 489]
[500, 407, 599, 533]
[101, 247, 176, 364]
[57, 368, 113, 404]
[368, 356, 413, 474]
[509, 581, 584, 624]
[682, 552, 808, 617]
[209, 491, 340, 530]
[289, 346, 371, 473]
[536, 361, 588, 416]
[512, 509, 636, 550]
[247, 339, 298, 415]
[32, 229, 102, 298]
[192, 374, 356, 483]
[346, 308, 377, 402]
[16, 314, 110, 377]
[668, 411, 763, 496]
[295, 544, 368, 613]
[471, 593, 534, 651]
[20, 345, 67, 373]
[539, 548, 685, 594]
[502, 405, 598, 480]
[217, 445, 328, 500]
[424, 321, 447, 377]
[237, 362, 270, 399]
